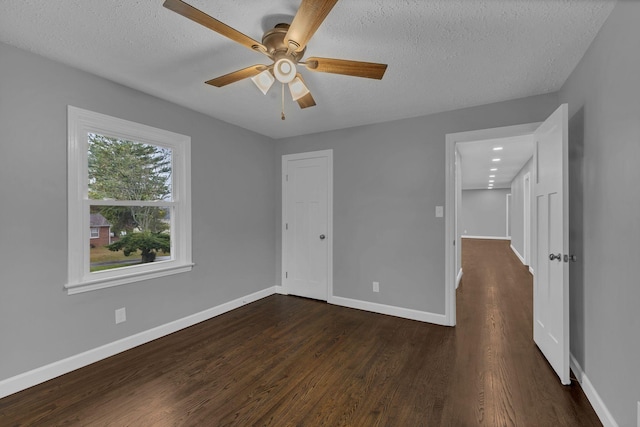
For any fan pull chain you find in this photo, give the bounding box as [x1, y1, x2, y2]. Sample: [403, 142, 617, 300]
[281, 83, 286, 120]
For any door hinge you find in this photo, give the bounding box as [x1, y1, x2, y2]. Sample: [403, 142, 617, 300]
[286, 174, 289, 181]
[285, 272, 288, 279]
[285, 223, 288, 230]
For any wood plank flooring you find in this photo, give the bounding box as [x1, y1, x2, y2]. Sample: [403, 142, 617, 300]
[0, 239, 601, 426]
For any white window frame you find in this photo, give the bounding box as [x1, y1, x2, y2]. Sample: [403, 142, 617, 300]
[66, 106, 192, 294]
[90, 227, 100, 239]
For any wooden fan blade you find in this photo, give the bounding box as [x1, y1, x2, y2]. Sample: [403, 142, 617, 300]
[163, 0, 266, 54]
[284, 0, 339, 53]
[205, 65, 267, 87]
[294, 74, 316, 109]
[305, 57, 387, 80]
[297, 91, 316, 109]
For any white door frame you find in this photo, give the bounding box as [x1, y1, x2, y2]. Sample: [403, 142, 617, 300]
[523, 172, 532, 266]
[281, 149, 334, 300]
[506, 193, 512, 239]
[445, 122, 541, 326]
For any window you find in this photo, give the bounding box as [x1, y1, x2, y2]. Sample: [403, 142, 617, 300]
[67, 106, 192, 294]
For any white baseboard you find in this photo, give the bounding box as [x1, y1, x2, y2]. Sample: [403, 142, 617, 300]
[329, 295, 449, 326]
[509, 245, 534, 275]
[1, 286, 451, 400]
[279, 284, 448, 325]
[510, 244, 526, 265]
[0, 286, 277, 400]
[5, 290, 616, 425]
[462, 235, 510, 240]
[570, 353, 619, 427]
[456, 268, 463, 290]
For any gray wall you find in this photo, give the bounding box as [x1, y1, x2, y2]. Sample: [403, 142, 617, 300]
[275, 94, 558, 314]
[559, 1, 640, 425]
[460, 189, 510, 238]
[509, 157, 534, 263]
[0, 42, 276, 381]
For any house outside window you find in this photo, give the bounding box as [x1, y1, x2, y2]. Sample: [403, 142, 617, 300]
[89, 213, 114, 248]
[66, 106, 192, 294]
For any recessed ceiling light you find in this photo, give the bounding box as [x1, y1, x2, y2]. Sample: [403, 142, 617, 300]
[492, 158, 501, 162]
[489, 175, 495, 178]
[493, 147, 503, 151]
[487, 186, 493, 189]
[489, 180, 495, 183]
[490, 168, 498, 171]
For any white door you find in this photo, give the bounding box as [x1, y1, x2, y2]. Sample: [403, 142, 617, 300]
[533, 104, 570, 385]
[282, 150, 332, 301]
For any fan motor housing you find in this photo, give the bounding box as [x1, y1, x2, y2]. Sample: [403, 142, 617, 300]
[262, 23, 306, 62]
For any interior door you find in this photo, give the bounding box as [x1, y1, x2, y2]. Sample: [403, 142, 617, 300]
[282, 150, 332, 301]
[533, 104, 570, 385]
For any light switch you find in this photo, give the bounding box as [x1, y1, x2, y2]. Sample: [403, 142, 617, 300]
[435, 206, 444, 217]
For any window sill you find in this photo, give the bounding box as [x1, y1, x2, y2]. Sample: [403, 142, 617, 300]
[65, 262, 194, 295]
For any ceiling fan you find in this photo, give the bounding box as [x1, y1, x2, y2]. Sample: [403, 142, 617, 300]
[163, 0, 388, 118]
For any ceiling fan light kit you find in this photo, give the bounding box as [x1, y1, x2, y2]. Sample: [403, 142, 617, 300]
[251, 70, 275, 95]
[289, 76, 311, 101]
[163, 0, 387, 118]
[274, 58, 297, 84]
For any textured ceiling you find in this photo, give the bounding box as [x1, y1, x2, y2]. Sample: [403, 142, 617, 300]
[0, 0, 615, 139]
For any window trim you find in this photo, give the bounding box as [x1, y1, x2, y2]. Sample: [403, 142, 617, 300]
[66, 106, 192, 294]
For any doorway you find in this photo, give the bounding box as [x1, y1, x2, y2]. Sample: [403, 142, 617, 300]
[445, 122, 541, 326]
[446, 105, 570, 385]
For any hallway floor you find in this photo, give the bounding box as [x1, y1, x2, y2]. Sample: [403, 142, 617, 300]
[450, 238, 600, 425]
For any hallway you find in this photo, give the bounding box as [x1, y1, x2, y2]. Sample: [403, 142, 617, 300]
[449, 238, 599, 425]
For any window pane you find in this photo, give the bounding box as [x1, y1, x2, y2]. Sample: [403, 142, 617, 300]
[88, 133, 172, 202]
[90, 206, 171, 272]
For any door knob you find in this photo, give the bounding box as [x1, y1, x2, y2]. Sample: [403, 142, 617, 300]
[319, 234, 326, 240]
[549, 253, 561, 261]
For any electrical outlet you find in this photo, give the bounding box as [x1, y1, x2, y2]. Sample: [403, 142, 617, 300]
[373, 281, 379, 292]
[115, 307, 126, 324]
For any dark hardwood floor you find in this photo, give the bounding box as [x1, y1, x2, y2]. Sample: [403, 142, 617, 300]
[0, 239, 600, 426]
